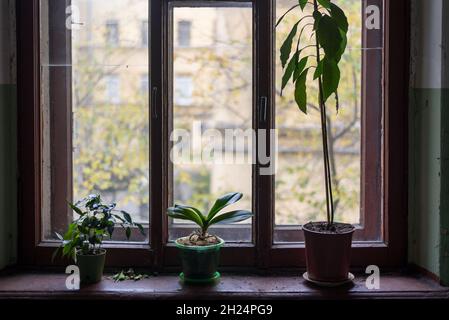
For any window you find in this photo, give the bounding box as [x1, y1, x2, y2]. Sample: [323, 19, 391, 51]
[18, 0, 409, 268]
[140, 73, 149, 95]
[141, 20, 149, 47]
[177, 20, 191, 47]
[174, 75, 193, 106]
[106, 20, 119, 46]
[170, 5, 253, 243]
[39, 0, 149, 245]
[273, 0, 381, 243]
[105, 74, 121, 104]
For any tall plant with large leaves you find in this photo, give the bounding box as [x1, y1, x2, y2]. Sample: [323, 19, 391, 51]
[278, 0, 348, 226]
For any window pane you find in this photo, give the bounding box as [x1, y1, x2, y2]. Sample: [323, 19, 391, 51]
[177, 20, 191, 47]
[40, 0, 149, 242]
[169, 5, 253, 242]
[274, 0, 382, 241]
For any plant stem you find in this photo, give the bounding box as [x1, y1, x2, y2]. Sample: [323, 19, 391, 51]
[313, 0, 335, 226]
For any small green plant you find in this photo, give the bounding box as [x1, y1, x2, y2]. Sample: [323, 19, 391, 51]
[167, 192, 253, 239]
[278, 0, 349, 226]
[54, 194, 145, 260]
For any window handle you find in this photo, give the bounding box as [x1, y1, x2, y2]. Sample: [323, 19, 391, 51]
[259, 96, 267, 123]
[152, 86, 158, 119]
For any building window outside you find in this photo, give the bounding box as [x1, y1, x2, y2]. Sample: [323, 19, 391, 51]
[141, 20, 148, 47]
[177, 20, 191, 47]
[174, 75, 193, 106]
[105, 74, 121, 104]
[106, 20, 119, 46]
[140, 73, 149, 95]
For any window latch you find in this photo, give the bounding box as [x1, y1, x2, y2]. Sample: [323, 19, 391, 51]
[259, 96, 267, 123]
[152, 86, 158, 119]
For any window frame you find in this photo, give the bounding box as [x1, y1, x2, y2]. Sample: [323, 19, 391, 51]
[16, 0, 409, 269]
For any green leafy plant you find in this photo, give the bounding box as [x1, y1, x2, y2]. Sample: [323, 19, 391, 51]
[54, 194, 145, 261]
[167, 192, 253, 239]
[278, 0, 349, 227]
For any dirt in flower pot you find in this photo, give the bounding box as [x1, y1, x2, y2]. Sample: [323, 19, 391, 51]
[303, 221, 354, 234]
[177, 231, 221, 246]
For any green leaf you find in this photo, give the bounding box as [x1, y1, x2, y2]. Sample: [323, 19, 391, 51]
[135, 223, 146, 236]
[317, 15, 343, 60]
[317, 0, 331, 9]
[125, 227, 131, 239]
[322, 58, 340, 102]
[280, 21, 300, 68]
[294, 68, 309, 114]
[329, 2, 348, 33]
[167, 205, 204, 228]
[62, 241, 74, 257]
[314, 60, 323, 79]
[107, 224, 114, 238]
[298, 0, 308, 10]
[63, 223, 77, 240]
[121, 211, 132, 223]
[281, 51, 300, 94]
[206, 192, 243, 221]
[293, 56, 308, 81]
[180, 205, 206, 224]
[68, 202, 84, 216]
[336, 29, 347, 62]
[176, 204, 206, 225]
[112, 214, 126, 223]
[209, 210, 253, 225]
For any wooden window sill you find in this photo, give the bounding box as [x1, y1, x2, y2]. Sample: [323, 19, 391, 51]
[0, 271, 447, 300]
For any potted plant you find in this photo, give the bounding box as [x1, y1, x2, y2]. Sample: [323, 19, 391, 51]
[167, 192, 253, 284]
[54, 194, 145, 284]
[278, 0, 355, 285]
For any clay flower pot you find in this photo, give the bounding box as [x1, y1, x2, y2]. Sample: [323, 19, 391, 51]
[303, 222, 355, 284]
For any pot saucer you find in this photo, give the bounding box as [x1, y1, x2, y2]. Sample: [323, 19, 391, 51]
[302, 272, 354, 287]
[179, 272, 221, 285]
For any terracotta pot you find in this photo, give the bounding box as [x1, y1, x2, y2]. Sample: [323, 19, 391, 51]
[303, 222, 354, 283]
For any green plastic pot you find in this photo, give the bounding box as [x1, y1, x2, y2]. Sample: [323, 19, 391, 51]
[76, 249, 106, 284]
[175, 237, 224, 284]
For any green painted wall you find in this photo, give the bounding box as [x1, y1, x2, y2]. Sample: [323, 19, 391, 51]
[409, 89, 442, 277]
[0, 84, 17, 269]
[441, 89, 449, 285]
[439, 0, 449, 286]
[409, 0, 449, 284]
[0, 0, 17, 270]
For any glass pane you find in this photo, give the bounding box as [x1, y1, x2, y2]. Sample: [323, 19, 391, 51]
[40, 0, 149, 242]
[169, 5, 253, 243]
[274, 0, 379, 240]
